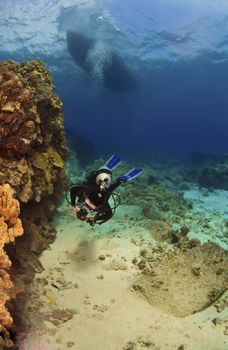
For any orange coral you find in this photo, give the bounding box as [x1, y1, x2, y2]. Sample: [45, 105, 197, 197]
[0, 184, 23, 328]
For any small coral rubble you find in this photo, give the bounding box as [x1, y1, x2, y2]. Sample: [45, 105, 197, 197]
[0, 184, 23, 330]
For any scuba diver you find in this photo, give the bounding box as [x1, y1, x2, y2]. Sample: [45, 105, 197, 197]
[68, 155, 143, 226]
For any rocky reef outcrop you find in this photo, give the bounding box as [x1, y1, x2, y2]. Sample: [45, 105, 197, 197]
[198, 161, 228, 190]
[0, 60, 68, 347]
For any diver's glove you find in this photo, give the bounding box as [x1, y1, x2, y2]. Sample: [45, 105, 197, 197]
[77, 207, 88, 220]
[87, 217, 95, 226]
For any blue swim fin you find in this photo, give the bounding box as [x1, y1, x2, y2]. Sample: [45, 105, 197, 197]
[101, 155, 122, 171]
[119, 168, 143, 182]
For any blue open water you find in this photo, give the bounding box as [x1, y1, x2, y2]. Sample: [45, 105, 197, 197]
[1, 0, 228, 161]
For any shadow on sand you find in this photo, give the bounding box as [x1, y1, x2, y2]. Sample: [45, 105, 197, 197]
[68, 236, 98, 270]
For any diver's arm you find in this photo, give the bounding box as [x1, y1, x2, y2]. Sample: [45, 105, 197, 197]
[70, 187, 77, 206]
[109, 178, 126, 192]
[70, 186, 85, 218]
[70, 186, 84, 206]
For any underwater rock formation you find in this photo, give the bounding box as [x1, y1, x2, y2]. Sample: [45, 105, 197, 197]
[198, 162, 228, 190]
[67, 30, 138, 92]
[0, 60, 68, 347]
[122, 180, 187, 223]
[191, 151, 228, 165]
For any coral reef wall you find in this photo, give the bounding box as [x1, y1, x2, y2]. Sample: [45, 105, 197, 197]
[0, 60, 68, 202]
[0, 60, 68, 346]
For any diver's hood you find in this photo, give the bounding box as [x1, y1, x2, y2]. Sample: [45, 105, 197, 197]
[95, 168, 112, 187]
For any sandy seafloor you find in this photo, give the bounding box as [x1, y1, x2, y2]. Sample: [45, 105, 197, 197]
[19, 184, 228, 350]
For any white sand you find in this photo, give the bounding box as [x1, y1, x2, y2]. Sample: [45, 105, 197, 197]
[20, 199, 228, 350]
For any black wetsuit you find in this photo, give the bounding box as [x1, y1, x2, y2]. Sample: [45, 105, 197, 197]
[70, 171, 122, 224]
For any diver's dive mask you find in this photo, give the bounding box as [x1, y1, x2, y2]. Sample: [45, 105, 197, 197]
[96, 171, 112, 190]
